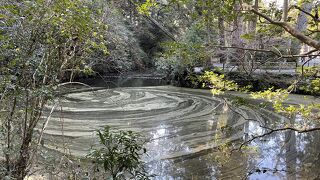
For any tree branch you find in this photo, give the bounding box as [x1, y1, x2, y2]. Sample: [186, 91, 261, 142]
[127, 0, 176, 41]
[291, 5, 318, 22]
[210, 45, 320, 58]
[239, 126, 320, 150]
[251, 9, 320, 50]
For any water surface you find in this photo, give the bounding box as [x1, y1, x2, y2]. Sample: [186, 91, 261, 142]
[42, 80, 320, 179]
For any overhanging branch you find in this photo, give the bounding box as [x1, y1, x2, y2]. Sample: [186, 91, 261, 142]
[127, 0, 176, 41]
[239, 126, 320, 150]
[251, 9, 320, 50]
[291, 5, 318, 22]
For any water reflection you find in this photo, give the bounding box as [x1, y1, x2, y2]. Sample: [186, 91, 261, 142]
[43, 86, 320, 179]
[145, 101, 320, 179]
[243, 114, 320, 180]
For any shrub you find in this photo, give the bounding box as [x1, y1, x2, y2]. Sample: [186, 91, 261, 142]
[87, 126, 151, 179]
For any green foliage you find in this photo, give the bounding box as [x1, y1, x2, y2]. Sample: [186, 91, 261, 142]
[310, 78, 320, 93]
[199, 71, 238, 95]
[296, 66, 320, 94]
[251, 87, 320, 119]
[299, 78, 320, 94]
[91, 4, 148, 73]
[156, 21, 211, 74]
[251, 87, 289, 107]
[87, 126, 151, 179]
[0, 0, 109, 178]
[137, 0, 157, 16]
[240, 33, 255, 41]
[160, 41, 207, 67]
[296, 66, 320, 77]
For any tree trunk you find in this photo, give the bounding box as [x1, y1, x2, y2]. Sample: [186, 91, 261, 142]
[13, 102, 43, 179]
[283, 0, 289, 22]
[231, 1, 244, 65]
[250, 0, 258, 37]
[218, 17, 226, 64]
[291, 2, 313, 58]
[252, 9, 320, 50]
[14, 131, 33, 179]
[247, 0, 259, 72]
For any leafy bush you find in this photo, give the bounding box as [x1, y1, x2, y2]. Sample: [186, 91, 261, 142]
[296, 66, 320, 77]
[87, 126, 151, 179]
[299, 78, 320, 95]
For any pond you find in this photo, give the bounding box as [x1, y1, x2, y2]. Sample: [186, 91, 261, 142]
[42, 78, 320, 179]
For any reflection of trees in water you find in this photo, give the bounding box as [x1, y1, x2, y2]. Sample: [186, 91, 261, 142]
[211, 103, 320, 179]
[285, 118, 297, 180]
[46, 86, 320, 179]
[284, 116, 320, 179]
[210, 101, 251, 179]
[295, 130, 320, 178]
[243, 114, 320, 179]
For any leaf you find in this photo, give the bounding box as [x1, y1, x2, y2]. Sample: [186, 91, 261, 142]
[240, 33, 254, 40]
[97, 130, 106, 145]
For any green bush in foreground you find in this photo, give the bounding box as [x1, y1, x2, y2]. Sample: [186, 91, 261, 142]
[87, 126, 152, 180]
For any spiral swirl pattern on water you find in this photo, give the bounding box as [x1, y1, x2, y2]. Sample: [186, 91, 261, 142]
[42, 86, 320, 179]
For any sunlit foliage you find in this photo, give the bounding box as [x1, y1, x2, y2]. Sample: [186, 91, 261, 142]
[200, 71, 238, 95]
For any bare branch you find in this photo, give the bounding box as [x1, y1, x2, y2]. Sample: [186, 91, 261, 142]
[291, 5, 318, 22]
[209, 45, 320, 58]
[28, 102, 59, 169]
[303, 48, 319, 55]
[239, 126, 320, 150]
[306, 29, 320, 36]
[127, 0, 176, 41]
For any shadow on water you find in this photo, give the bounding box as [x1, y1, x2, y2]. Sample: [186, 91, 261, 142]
[44, 78, 320, 179]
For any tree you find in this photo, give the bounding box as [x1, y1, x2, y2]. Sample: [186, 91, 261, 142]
[0, 0, 107, 178]
[283, 0, 289, 22]
[251, 2, 320, 50]
[230, 1, 245, 64]
[290, 1, 313, 60]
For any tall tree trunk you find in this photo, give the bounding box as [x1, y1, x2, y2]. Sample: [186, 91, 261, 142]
[291, 2, 312, 60]
[250, 0, 258, 36]
[283, 0, 289, 22]
[13, 99, 44, 179]
[248, 0, 258, 49]
[231, 1, 244, 65]
[247, 0, 259, 72]
[285, 118, 297, 180]
[14, 130, 33, 179]
[218, 17, 226, 64]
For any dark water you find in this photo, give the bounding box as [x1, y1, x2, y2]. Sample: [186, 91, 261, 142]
[42, 78, 320, 179]
[78, 76, 167, 88]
